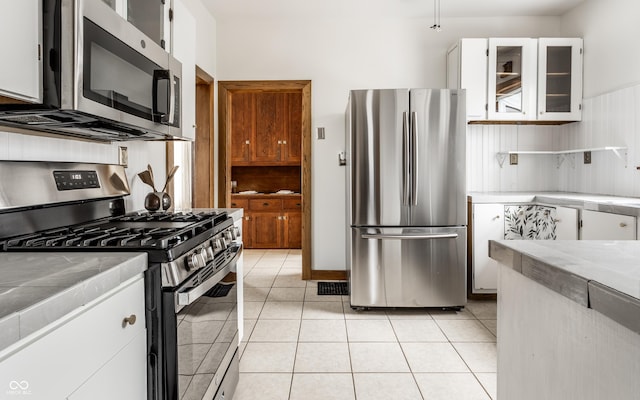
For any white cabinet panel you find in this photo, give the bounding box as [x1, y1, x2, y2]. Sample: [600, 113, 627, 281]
[0, 276, 146, 399]
[555, 206, 579, 240]
[537, 38, 583, 121]
[580, 210, 636, 240]
[473, 203, 505, 292]
[0, 0, 42, 103]
[447, 38, 488, 121]
[172, 0, 196, 140]
[67, 332, 147, 400]
[487, 38, 538, 121]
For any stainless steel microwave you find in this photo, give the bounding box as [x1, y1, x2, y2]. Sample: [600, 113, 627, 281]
[0, 0, 182, 142]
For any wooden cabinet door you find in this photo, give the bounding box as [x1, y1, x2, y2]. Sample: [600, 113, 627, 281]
[242, 213, 253, 248]
[284, 212, 302, 249]
[253, 92, 286, 163]
[284, 92, 303, 163]
[230, 92, 254, 163]
[251, 212, 282, 248]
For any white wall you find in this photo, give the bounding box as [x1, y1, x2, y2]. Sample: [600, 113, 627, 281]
[553, 0, 640, 195]
[560, 0, 640, 98]
[181, 0, 217, 77]
[215, 15, 561, 270]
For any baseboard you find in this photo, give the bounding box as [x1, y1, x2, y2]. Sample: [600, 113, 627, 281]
[468, 293, 497, 301]
[309, 270, 347, 281]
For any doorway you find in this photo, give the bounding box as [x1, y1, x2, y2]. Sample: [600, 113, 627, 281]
[218, 80, 312, 279]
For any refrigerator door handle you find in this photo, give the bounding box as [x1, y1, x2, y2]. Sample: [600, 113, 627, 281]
[361, 233, 458, 240]
[402, 111, 410, 205]
[411, 111, 419, 206]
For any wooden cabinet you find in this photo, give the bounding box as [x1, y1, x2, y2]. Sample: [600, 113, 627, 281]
[580, 210, 636, 240]
[230, 92, 302, 165]
[232, 195, 302, 249]
[0, 275, 146, 399]
[0, 0, 42, 104]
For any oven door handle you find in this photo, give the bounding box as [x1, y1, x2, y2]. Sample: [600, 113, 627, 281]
[177, 244, 243, 307]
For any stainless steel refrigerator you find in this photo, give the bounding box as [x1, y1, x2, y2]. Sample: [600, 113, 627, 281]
[346, 88, 467, 309]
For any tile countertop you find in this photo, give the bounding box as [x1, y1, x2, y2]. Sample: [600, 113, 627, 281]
[469, 191, 640, 217]
[0, 252, 147, 352]
[489, 240, 640, 335]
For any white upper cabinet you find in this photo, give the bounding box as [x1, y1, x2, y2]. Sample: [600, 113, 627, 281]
[537, 38, 583, 121]
[171, 0, 196, 140]
[0, 0, 42, 103]
[449, 37, 583, 123]
[447, 39, 488, 121]
[487, 38, 538, 121]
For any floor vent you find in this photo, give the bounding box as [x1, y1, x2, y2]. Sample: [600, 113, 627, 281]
[204, 283, 234, 298]
[317, 281, 349, 296]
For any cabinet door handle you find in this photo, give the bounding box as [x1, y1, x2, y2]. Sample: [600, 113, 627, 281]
[122, 314, 137, 327]
[277, 140, 282, 144]
[263, 202, 269, 206]
[245, 140, 250, 145]
[493, 215, 500, 220]
[620, 222, 628, 228]
[553, 219, 561, 223]
[282, 140, 287, 144]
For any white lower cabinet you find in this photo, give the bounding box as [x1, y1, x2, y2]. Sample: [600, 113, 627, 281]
[554, 206, 579, 240]
[0, 275, 146, 400]
[472, 203, 505, 293]
[580, 210, 637, 240]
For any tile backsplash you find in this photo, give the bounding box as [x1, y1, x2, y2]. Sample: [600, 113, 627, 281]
[467, 82, 640, 197]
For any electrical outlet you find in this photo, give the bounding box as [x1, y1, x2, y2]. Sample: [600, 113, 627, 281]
[118, 146, 128, 167]
[584, 151, 591, 164]
[509, 153, 518, 165]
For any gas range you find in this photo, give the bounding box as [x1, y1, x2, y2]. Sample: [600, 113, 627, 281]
[0, 209, 238, 287]
[0, 161, 242, 400]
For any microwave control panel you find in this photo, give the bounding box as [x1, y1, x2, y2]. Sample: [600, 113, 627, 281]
[53, 170, 101, 191]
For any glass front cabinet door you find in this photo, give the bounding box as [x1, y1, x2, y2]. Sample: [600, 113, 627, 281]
[537, 38, 583, 121]
[487, 38, 538, 121]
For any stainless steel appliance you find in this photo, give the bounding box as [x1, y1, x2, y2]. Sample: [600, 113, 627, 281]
[346, 89, 467, 309]
[0, 0, 182, 142]
[0, 161, 241, 400]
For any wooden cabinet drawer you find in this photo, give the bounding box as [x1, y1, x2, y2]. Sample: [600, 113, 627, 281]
[283, 198, 302, 210]
[249, 199, 283, 211]
[230, 198, 249, 209]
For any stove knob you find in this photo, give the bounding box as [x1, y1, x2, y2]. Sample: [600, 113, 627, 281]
[233, 226, 241, 239]
[218, 237, 227, 250]
[224, 230, 233, 242]
[198, 248, 210, 263]
[205, 246, 215, 260]
[186, 253, 201, 271]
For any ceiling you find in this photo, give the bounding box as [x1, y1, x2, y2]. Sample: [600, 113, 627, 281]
[203, 0, 586, 22]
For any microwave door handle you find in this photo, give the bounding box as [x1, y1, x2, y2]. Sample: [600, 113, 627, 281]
[152, 69, 170, 123]
[167, 69, 175, 125]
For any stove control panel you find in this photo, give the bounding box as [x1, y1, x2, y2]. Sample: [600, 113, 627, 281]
[53, 170, 100, 191]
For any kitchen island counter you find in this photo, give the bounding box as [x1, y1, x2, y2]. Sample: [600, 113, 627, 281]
[0, 252, 147, 352]
[489, 240, 640, 400]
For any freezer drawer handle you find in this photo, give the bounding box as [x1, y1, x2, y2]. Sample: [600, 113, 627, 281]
[361, 233, 458, 240]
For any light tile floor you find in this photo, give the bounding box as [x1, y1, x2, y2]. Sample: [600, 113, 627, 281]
[235, 249, 497, 400]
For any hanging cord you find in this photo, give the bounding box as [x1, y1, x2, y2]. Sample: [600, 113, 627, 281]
[430, 0, 441, 31]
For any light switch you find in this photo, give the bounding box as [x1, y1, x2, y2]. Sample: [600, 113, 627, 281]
[317, 127, 326, 140]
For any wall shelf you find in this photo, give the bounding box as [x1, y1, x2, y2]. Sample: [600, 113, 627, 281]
[496, 146, 628, 168]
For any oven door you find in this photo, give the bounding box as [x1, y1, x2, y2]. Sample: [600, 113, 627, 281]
[163, 244, 242, 400]
[72, 0, 181, 137]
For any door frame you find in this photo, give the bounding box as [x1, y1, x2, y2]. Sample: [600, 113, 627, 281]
[218, 80, 313, 279]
